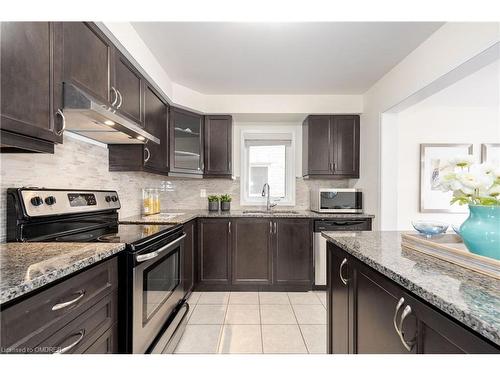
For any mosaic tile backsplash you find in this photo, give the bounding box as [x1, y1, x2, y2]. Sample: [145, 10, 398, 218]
[0, 135, 347, 241]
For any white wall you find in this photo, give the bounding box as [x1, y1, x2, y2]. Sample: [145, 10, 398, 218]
[356, 22, 500, 229]
[395, 61, 500, 229]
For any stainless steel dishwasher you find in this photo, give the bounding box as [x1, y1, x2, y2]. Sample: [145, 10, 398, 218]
[314, 219, 372, 286]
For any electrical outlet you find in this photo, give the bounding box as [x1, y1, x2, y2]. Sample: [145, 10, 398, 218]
[200, 189, 207, 198]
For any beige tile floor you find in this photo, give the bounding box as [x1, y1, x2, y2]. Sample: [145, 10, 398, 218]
[174, 291, 327, 354]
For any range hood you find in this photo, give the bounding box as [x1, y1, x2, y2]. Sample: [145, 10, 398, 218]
[63, 83, 160, 145]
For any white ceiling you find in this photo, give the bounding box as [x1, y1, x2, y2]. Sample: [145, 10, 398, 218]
[132, 22, 443, 95]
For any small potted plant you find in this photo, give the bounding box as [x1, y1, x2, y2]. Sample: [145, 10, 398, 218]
[207, 195, 220, 212]
[220, 194, 232, 211]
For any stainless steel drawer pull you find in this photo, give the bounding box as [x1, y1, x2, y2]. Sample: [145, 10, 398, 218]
[269, 221, 272, 234]
[54, 330, 85, 354]
[110, 86, 118, 107]
[398, 305, 416, 351]
[393, 297, 405, 334]
[339, 258, 348, 285]
[116, 89, 123, 109]
[144, 147, 151, 163]
[55, 109, 66, 136]
[51, 290, 86, 311]
[136, 233, 187, 263]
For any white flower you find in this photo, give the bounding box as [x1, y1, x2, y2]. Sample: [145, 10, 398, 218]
[445, 155, 475, 169]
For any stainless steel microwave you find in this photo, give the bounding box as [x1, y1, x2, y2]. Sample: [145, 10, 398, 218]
[310, 188, 363, 213]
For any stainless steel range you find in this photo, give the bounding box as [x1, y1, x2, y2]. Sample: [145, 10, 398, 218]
[7, 187, 190, 354]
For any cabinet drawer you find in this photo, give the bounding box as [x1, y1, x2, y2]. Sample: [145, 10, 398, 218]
[1, 257, 117, 350]
[83, 323, 118, 354]
[38, 293, 117, 354]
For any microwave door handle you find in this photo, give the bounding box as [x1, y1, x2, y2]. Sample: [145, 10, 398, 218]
[136, 233, 187, 263]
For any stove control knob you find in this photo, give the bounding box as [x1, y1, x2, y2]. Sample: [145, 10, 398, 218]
[30, 196, 44, 206]
[105, 196, 112, 203]
[111, 196, 118, 202]
[45, 196, 57, 205]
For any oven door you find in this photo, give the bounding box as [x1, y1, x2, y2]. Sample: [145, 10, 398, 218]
[132, 233, 186, 353]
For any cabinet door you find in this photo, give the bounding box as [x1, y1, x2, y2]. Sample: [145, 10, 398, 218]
[183, 220, 196, 294]
[62, 22, 112, 105]
[327, 247, 350, 354]
[143, 84, 168, 174]
[204, 115, 232, 177]
[113, 51, 143, 125]
[82, 324, 118, 354]
[352, 260, 417, 354]
[198, 219, 231, 285]
[304, 116, 332, 175]
[170, 107, 203, 175]
[1, 22, 63, 144]
[332, 115, 359, 177]
[232, 218, 272, 285]
[274, 219, 312, 286]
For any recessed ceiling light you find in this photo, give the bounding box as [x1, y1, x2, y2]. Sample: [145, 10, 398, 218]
[136, 135, 145, 141]
[104, 120, 115, 126]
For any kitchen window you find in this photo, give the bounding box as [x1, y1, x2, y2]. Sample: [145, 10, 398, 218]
[241, 132, 295, 206]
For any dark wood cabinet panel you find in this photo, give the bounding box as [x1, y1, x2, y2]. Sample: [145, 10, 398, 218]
[332, 115, 359, 177]
[328, 249, 350, 354]
[83, 324, 118, 354]
[62, 22, 112, 105]
[302, 115, 331, 176]
[232, 218, 272, 285]
[274, 219, 313, 286]
[198, 219, 231, 285]
[170, 107, 203, 175]
[1, 22, 63, 150]
[183, 220, 196, 294]
[302, 115, 360, 178]
[327, 243, 499, 354]
[143, 84, 168, 174]
[113, 51, 143, 125]
[204, 115, 232, 177]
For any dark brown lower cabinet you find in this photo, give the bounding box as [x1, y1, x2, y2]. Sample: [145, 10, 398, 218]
[0, 257, 119, 354]
[196, 218, 312, 291]
[232, 218, 273, 285]
[197, 219, 231, 286]
[183, 220, 196, 294]
[327, 242, 499, 354]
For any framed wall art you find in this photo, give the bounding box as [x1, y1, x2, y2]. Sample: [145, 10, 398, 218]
[481, 143, 500, 165]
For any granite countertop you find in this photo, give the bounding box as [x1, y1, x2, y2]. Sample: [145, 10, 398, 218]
[322, 231, 500, 346]
[120, 209, 375, 225]
[0, 242, 126, 305]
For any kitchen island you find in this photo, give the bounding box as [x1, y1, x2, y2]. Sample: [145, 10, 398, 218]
[323, 231, 499, 353]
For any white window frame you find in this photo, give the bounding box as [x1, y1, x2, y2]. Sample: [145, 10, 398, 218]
[240, 131, 296, 206]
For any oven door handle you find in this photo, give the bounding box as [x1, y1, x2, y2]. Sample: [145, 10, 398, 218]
[136, 233, 186, 263]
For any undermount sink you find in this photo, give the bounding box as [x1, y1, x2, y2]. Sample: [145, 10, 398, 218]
[242, 210, 301, 215]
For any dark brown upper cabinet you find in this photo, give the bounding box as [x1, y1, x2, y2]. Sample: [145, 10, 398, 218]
[169, 107, 204, 176]
[231, 218, 273, 285]
[1, 22, 64, 153]
[113, 50, 144, 126]
[302, 115, 360, 178]
[204, 115, 232, 178]
[62, 22, 114, 106]
[108, 83, 168, 175]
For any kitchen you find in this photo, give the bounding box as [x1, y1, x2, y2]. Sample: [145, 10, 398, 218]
[0, 2, 499, 373]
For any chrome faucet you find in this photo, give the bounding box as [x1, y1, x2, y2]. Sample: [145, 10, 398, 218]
[261, 183, 277, 211]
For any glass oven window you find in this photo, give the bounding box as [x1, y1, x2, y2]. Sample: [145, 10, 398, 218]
[142, 248, 180, 322]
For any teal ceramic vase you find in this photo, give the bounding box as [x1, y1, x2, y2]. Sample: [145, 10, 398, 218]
[460, 205, 500, 260]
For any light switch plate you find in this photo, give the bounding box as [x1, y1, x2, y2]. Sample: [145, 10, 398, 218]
[200, 189, 207, 198]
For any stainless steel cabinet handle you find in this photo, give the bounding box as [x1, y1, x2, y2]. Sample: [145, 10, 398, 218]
[136, 233, 186, 263]
[228, 221, 231, 234]
[329, 162, 333, 172]
[116, 89, 123, 109]
[398, 305, 416, 351]
[52, 290, 85, 311]
[393, 297, 405, 334]
[55, 109, 66, 136]
[339, 258, 348, 285]
[53, 330, 85, 354]
[110, 86, 118, 107]
[332, 162, 336, 172]
[269, 221, 272, 234]
[273, 222, 277, 234]
[144, 147, 151, 163]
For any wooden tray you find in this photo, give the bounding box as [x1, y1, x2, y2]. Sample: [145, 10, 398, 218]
[401, 233, 500, 279]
